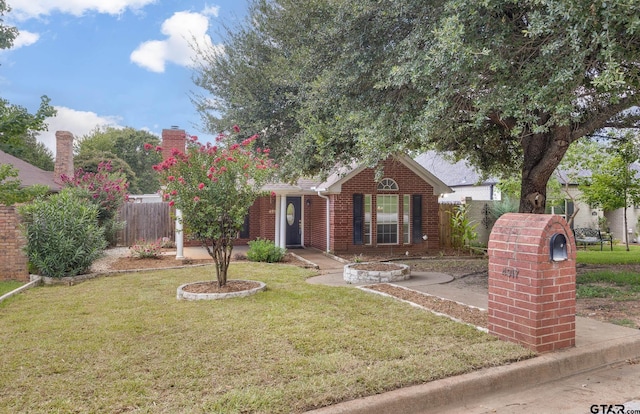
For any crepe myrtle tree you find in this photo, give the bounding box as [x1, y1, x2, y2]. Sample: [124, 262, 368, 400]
[152, 128, 277, 287]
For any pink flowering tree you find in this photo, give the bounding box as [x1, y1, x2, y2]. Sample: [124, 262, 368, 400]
[60, 161, 129, 245]
[153, 129, 277, 287]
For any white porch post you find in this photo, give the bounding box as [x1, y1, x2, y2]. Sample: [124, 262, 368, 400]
[175, 209, 184, 259]
[274, 196, 281, 248]
[279, 195, 287, 249]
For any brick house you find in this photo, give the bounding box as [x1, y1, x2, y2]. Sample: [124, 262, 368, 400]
[161, 128, 451, 255]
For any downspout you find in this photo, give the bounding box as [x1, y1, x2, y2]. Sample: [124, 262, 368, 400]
[314, 188, 330, 253]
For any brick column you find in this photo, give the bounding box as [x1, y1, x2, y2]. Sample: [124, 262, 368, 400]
[488, 213, 576, 353]
[0, 206, 29, 282]
[54, 131, 75, 183]
[161, 128, 186, 160]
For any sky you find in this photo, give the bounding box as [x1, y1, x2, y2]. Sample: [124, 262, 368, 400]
[0, 0, 249, 157]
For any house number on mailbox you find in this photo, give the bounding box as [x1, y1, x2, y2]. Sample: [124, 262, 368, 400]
[502, 268, 519, 278]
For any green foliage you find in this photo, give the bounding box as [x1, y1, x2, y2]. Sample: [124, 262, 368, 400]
[448, 204, 478, 251]
[76, 127, 162, 194]
[247, 238, 286, 263]
[0, 96, 56, 163]
[194, 0, 640, 212]
[154, 129, 277, 286]
[0, 164, 48, 205]
[129, 239, 163, 259]
[60, 162, 129, 246]
[18, 189, 107, 278]
[488, 197, 519, 221]
[0, 0, 18, 50]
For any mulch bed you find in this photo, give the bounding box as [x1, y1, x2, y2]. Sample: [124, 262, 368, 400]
[180, 280, 261, 293]
[366, 283, 488, 328]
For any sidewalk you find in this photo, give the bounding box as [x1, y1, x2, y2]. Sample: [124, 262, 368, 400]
[287, 248, 640, 414]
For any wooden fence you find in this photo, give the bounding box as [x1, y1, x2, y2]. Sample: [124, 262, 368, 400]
[116, 202, 175, 246]
[438, 203, 457, 249]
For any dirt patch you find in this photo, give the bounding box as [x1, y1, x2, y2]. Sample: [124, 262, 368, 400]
[94, 250, 308, 272]
[366, 283, 487, 328]
[181, 280, 261, 294]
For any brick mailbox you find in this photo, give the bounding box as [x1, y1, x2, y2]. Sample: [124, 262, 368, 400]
[488, 213, 576, 353]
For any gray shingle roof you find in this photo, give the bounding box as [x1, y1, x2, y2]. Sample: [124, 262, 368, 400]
[0, 149, 60, 191]
[414, 151, 498, 187]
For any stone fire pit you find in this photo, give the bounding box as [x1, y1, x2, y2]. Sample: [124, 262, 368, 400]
[343, 262, 411, 284]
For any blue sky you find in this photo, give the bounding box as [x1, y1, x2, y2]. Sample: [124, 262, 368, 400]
[1, 0, 249, 157]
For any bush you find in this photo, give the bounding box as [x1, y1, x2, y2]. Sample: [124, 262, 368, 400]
[129, 239, 163, 259]
[19, 190, 107, 278]
[247, 238, 286, 263]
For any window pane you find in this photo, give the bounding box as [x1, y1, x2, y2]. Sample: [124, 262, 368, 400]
[376, 195, 398, 244]
[364, 195, 372, 245]
[403, 195, 410, 244]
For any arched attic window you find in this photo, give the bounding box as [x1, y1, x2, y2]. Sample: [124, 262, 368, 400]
[377, 178, 399, 191]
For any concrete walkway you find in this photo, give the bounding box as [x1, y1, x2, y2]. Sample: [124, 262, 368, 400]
[182, 246, 640, 413]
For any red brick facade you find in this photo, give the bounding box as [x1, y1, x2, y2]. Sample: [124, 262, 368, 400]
[0, 206, 29, 282]
[244, 157, 442, 254]
[488, 213, 576, 353]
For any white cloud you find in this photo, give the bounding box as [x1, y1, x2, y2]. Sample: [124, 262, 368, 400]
[38, 106, 123, 157]
[9, 0, 157, 20]
[12, 30, 40, 49]
[130, 10, 220, 73]
[202, 5, 220, 17]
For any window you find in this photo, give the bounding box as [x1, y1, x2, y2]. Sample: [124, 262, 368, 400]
[377, 178, 398, 191]
[403, 195, 410, 244]
[364, 194, 372, 245]
[377, 195, 398, 244]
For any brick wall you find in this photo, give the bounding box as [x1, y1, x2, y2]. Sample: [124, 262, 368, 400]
[488, 213, 576, 353]
[0, 206, 29, 282]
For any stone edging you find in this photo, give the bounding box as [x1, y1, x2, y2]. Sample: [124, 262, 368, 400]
[177, 280, 266, 300]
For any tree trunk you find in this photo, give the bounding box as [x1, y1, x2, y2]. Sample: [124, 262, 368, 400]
[519, 130, 572, 213]
[205, 236, 234, 287]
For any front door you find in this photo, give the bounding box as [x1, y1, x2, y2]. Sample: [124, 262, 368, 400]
[286, 197, 302, 247]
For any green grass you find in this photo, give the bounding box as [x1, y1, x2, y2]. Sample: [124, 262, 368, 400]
[0, 281, 24, 297]
[576, 244, 640, 265]
[0, 263, 533, 414]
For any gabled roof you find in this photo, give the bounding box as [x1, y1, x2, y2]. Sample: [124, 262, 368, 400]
[414, 151, 498, 187]
[0, 149, 60, 191]
[264, 154, 451, 195]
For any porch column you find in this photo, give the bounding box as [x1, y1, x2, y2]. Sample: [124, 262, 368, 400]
[279, 195, 287, 249]
[274, 196, 281, 247]
[175, 209, 184, 259]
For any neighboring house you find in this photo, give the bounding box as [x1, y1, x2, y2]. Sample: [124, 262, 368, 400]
[414, 151, 501, 203]
[161, 129, 452, 255]
[0, 149, 61, 192]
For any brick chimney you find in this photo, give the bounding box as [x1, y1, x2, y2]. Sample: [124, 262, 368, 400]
[161, 126, 186, 160]
[54, 131, 75, 183]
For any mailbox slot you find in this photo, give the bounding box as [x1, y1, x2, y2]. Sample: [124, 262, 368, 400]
[550, 233, 568, 262]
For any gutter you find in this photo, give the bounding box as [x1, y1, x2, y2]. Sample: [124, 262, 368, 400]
[312, 187, 330, 253]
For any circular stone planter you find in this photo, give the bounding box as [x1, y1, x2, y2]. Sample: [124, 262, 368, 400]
[343, 262, 411, 284]
[176, 280, 266, 300]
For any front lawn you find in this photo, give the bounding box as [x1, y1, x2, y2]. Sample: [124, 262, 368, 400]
[0, 281, 24, 297]
[0, 263, 533, 413]
[576, 244, 640, 265]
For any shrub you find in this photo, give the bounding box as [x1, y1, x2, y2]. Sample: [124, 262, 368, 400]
[247, 238, 286, 263]
[129, 239, 163, 259]
[19, 190, 107, 278]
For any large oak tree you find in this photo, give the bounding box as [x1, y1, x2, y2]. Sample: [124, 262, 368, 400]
[193, 0, 640, 213]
